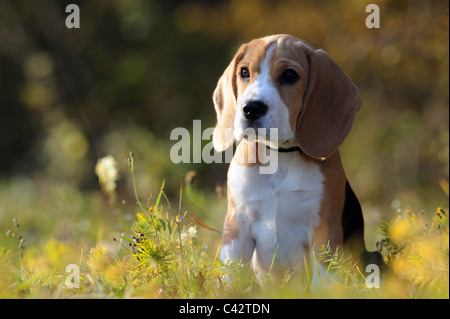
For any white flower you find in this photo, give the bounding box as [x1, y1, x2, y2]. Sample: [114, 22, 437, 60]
[180, 231, 189, 243]
[181, 226, 198, 243]
[187, 226, 197, 238]
[95, 155, 119, 194]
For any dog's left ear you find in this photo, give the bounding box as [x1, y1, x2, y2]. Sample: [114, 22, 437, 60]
[212, 44, 247, 152]
[296, 48, 361, 159]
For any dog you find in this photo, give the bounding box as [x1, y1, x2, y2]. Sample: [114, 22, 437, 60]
[212, 34, 382, 280]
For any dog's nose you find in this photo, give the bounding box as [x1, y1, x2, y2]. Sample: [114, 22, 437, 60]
[242, 101, 268, 120]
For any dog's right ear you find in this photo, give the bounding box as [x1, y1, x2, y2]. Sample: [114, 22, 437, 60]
[212, 44, 247, 152]
[296, 48, 361, 159]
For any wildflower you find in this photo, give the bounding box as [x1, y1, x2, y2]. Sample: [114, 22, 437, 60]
[388, 218, 411, 244]
[180, 231, 189, 243]
[388, 212, 425, 246]
[95, 155, 119, 199]
[435, 207, 447, 219]
[187, 226, 198, 238]
[88, 243, 127, 285]
[181, 226, 198, 243]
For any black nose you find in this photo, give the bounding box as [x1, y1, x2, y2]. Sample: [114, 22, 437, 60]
[242, 101, 268, 120]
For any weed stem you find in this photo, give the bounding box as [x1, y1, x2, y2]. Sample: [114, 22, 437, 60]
[177, 175, 185, 275]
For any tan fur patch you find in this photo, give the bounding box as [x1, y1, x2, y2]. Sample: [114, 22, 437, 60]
[313, 151, 346, 254]
[222, 188, 239, 245]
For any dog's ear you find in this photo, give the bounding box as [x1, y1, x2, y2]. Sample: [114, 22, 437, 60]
[296, 48, 361, 159]
[212, 44, 247, 152]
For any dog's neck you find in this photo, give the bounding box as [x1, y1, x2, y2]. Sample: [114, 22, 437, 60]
[234, 140, 316, 167]
[265, 145, 302, 153]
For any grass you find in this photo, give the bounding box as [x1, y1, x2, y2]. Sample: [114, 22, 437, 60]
[0, 154, 448, 299]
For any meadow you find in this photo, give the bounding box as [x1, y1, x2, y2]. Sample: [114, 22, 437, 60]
[0, 0, 448, 300]
[0, 152, 448, 299]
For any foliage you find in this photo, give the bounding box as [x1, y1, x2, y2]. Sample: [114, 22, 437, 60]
[0, 0, 447, 213]
[379, 208, 449, 297]
[0, 0, 448, 300]
[0, 155, 448, 299]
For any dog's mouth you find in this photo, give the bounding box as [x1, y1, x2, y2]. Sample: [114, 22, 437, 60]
[236, 114, 297, 149]
[241, 119, 263, 131]
[242, 132, 294, 149]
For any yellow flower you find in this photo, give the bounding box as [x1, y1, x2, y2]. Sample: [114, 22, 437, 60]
[388, 208, 449, 297]
[388, 213, 425, 245]
[24, 239, 78, 274]
[389, 218, 412, 244]
[88, 243, 127, 285]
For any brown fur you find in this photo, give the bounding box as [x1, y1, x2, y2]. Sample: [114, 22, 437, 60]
[213, 35, 374, 271]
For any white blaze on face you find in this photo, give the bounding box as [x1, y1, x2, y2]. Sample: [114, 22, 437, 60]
[234, 44, 295, 148]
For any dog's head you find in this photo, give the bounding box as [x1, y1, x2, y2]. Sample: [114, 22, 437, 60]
[212, 34, 361, 159]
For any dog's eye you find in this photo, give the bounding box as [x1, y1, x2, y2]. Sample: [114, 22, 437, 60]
[240, 67, 250, 80]
[280, 69, 300, 85]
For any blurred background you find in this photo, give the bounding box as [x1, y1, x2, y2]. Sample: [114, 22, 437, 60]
[0, 0, 448, 253]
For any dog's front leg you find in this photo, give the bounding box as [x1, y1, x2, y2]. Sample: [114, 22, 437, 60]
[220, 207, 255, 265]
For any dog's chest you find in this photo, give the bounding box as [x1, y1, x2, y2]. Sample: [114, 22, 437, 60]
[228, 152, 324, 267]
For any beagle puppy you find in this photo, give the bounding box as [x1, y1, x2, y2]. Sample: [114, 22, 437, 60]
[212, 34, 381, 278]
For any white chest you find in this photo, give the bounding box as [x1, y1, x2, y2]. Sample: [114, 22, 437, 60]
[227, 151, 324, 271]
